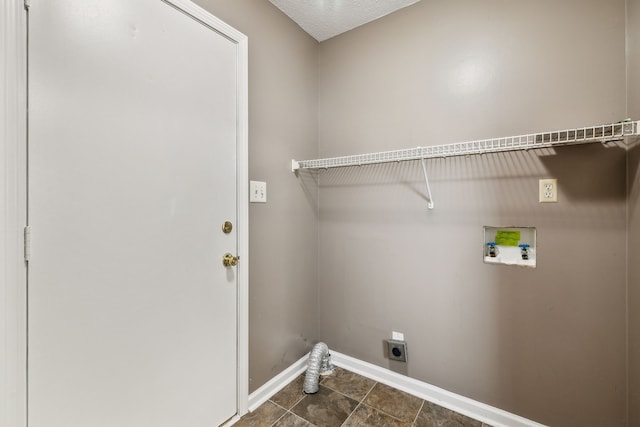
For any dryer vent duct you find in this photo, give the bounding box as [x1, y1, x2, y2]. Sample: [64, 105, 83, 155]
[303, 342, 334, 394]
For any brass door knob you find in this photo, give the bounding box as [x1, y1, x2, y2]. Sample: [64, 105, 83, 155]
[222, 253, 239, 267]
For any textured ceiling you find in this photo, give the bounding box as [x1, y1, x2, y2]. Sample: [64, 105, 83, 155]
[268, 0, 421, 42]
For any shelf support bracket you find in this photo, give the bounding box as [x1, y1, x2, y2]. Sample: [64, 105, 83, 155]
[419, 152, 434, 210]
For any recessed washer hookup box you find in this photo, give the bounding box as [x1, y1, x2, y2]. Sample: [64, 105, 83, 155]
[483, 226, 536, 268]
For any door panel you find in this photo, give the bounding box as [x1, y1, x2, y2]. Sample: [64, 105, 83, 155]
[28, 1, 238, 426]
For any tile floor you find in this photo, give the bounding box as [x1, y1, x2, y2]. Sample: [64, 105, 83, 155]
[235, 367, 492, 427]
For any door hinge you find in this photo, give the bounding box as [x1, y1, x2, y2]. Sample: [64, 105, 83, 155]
[24, 226, 31, 262]
[24, 0, 31, 10]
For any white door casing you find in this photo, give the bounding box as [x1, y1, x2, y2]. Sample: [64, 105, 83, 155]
[0, 3, 28, 427]
[21, 0, 248, 427]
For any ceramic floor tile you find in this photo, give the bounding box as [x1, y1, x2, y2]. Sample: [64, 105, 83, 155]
[290, 384, 359, 427]
[320, 367, 376, 401]
[362, 382, 423, 423]
[235, 401, 286, 427]
[342, 403, 412, 427]
[414, 401, 483, 427]
[238, 368, 493, 427]
[271, 375, 307, 410]
[273, 411, 315, 427]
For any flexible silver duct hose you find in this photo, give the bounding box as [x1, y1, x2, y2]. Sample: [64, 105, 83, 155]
[303, 342, 334, 394]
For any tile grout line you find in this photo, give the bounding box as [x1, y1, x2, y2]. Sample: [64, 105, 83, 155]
[290, 411, 317, 427]
[330, 375, 379, 427]
[287, 392, 308, 411]
[267, 376, 309, 425]
[267, 400, 290, 427]
[319, 379, 377, 403]
[411, 400, 426, 426]
[268, 412, 287, 427]
[358, 400, 416, 424]
[335, 380, 417, 425]
[261, 369, 468, 427]
[291, 390, 319, 426]
[360, 382, 423, 425]
[269, 400, 288, 411]
[358, 379, 378, 403]
[339, 401, 363, 427]
[320, 384, 356, 401]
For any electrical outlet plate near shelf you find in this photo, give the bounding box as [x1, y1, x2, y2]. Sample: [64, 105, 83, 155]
[539, 178, 557, 203]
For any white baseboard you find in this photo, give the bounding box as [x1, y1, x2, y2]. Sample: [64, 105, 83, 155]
[245, 350, 546, 427]
[220, 415, 240, 427]
[247, 353, 309, 412]
[330, 351, 547, 427]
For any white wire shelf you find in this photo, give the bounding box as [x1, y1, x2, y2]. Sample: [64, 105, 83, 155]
[291, 121, 639, 172]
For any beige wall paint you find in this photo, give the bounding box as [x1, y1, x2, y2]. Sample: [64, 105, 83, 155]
[318, 1, 628, 425]
[181, 1, 638, 423]
[629, 143, 640, 427]
[630, 0, 640, 118]
[191, 0, 319, 393]
[627, 0, 640, 424]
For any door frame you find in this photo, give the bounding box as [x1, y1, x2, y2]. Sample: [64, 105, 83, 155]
[0, 1, 249, 426]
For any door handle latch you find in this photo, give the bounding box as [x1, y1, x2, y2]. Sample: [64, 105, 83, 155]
[222, 253, 239, 267]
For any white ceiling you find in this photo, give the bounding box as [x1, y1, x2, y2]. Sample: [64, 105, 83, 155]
[268, 0, 421, 42]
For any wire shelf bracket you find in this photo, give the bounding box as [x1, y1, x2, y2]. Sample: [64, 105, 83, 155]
[419, 152, 434, 210]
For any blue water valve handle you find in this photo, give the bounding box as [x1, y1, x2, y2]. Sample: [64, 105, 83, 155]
[486, 242, 498, 257]
[518, 244, 530, 249]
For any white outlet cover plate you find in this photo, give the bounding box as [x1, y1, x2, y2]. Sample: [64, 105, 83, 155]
[539, 178, 557, 203]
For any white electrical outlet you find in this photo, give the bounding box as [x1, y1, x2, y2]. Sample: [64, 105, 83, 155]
[250, 181, 267, 203]
[539, 178, 557, 203]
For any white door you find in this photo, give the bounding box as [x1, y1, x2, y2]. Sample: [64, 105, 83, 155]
[27, 1, 241, 426]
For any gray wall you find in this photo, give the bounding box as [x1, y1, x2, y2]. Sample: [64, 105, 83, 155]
[192, 0, 319, 393]
[628, 0, 640, 424]
[629, 143, 640, 427]
[317, 1, 628, 425]
[630, 0, 640, 117]
[184, 1, 638, 423]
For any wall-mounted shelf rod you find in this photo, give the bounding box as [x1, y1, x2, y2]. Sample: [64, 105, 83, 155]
[291, 121, 639, 172]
